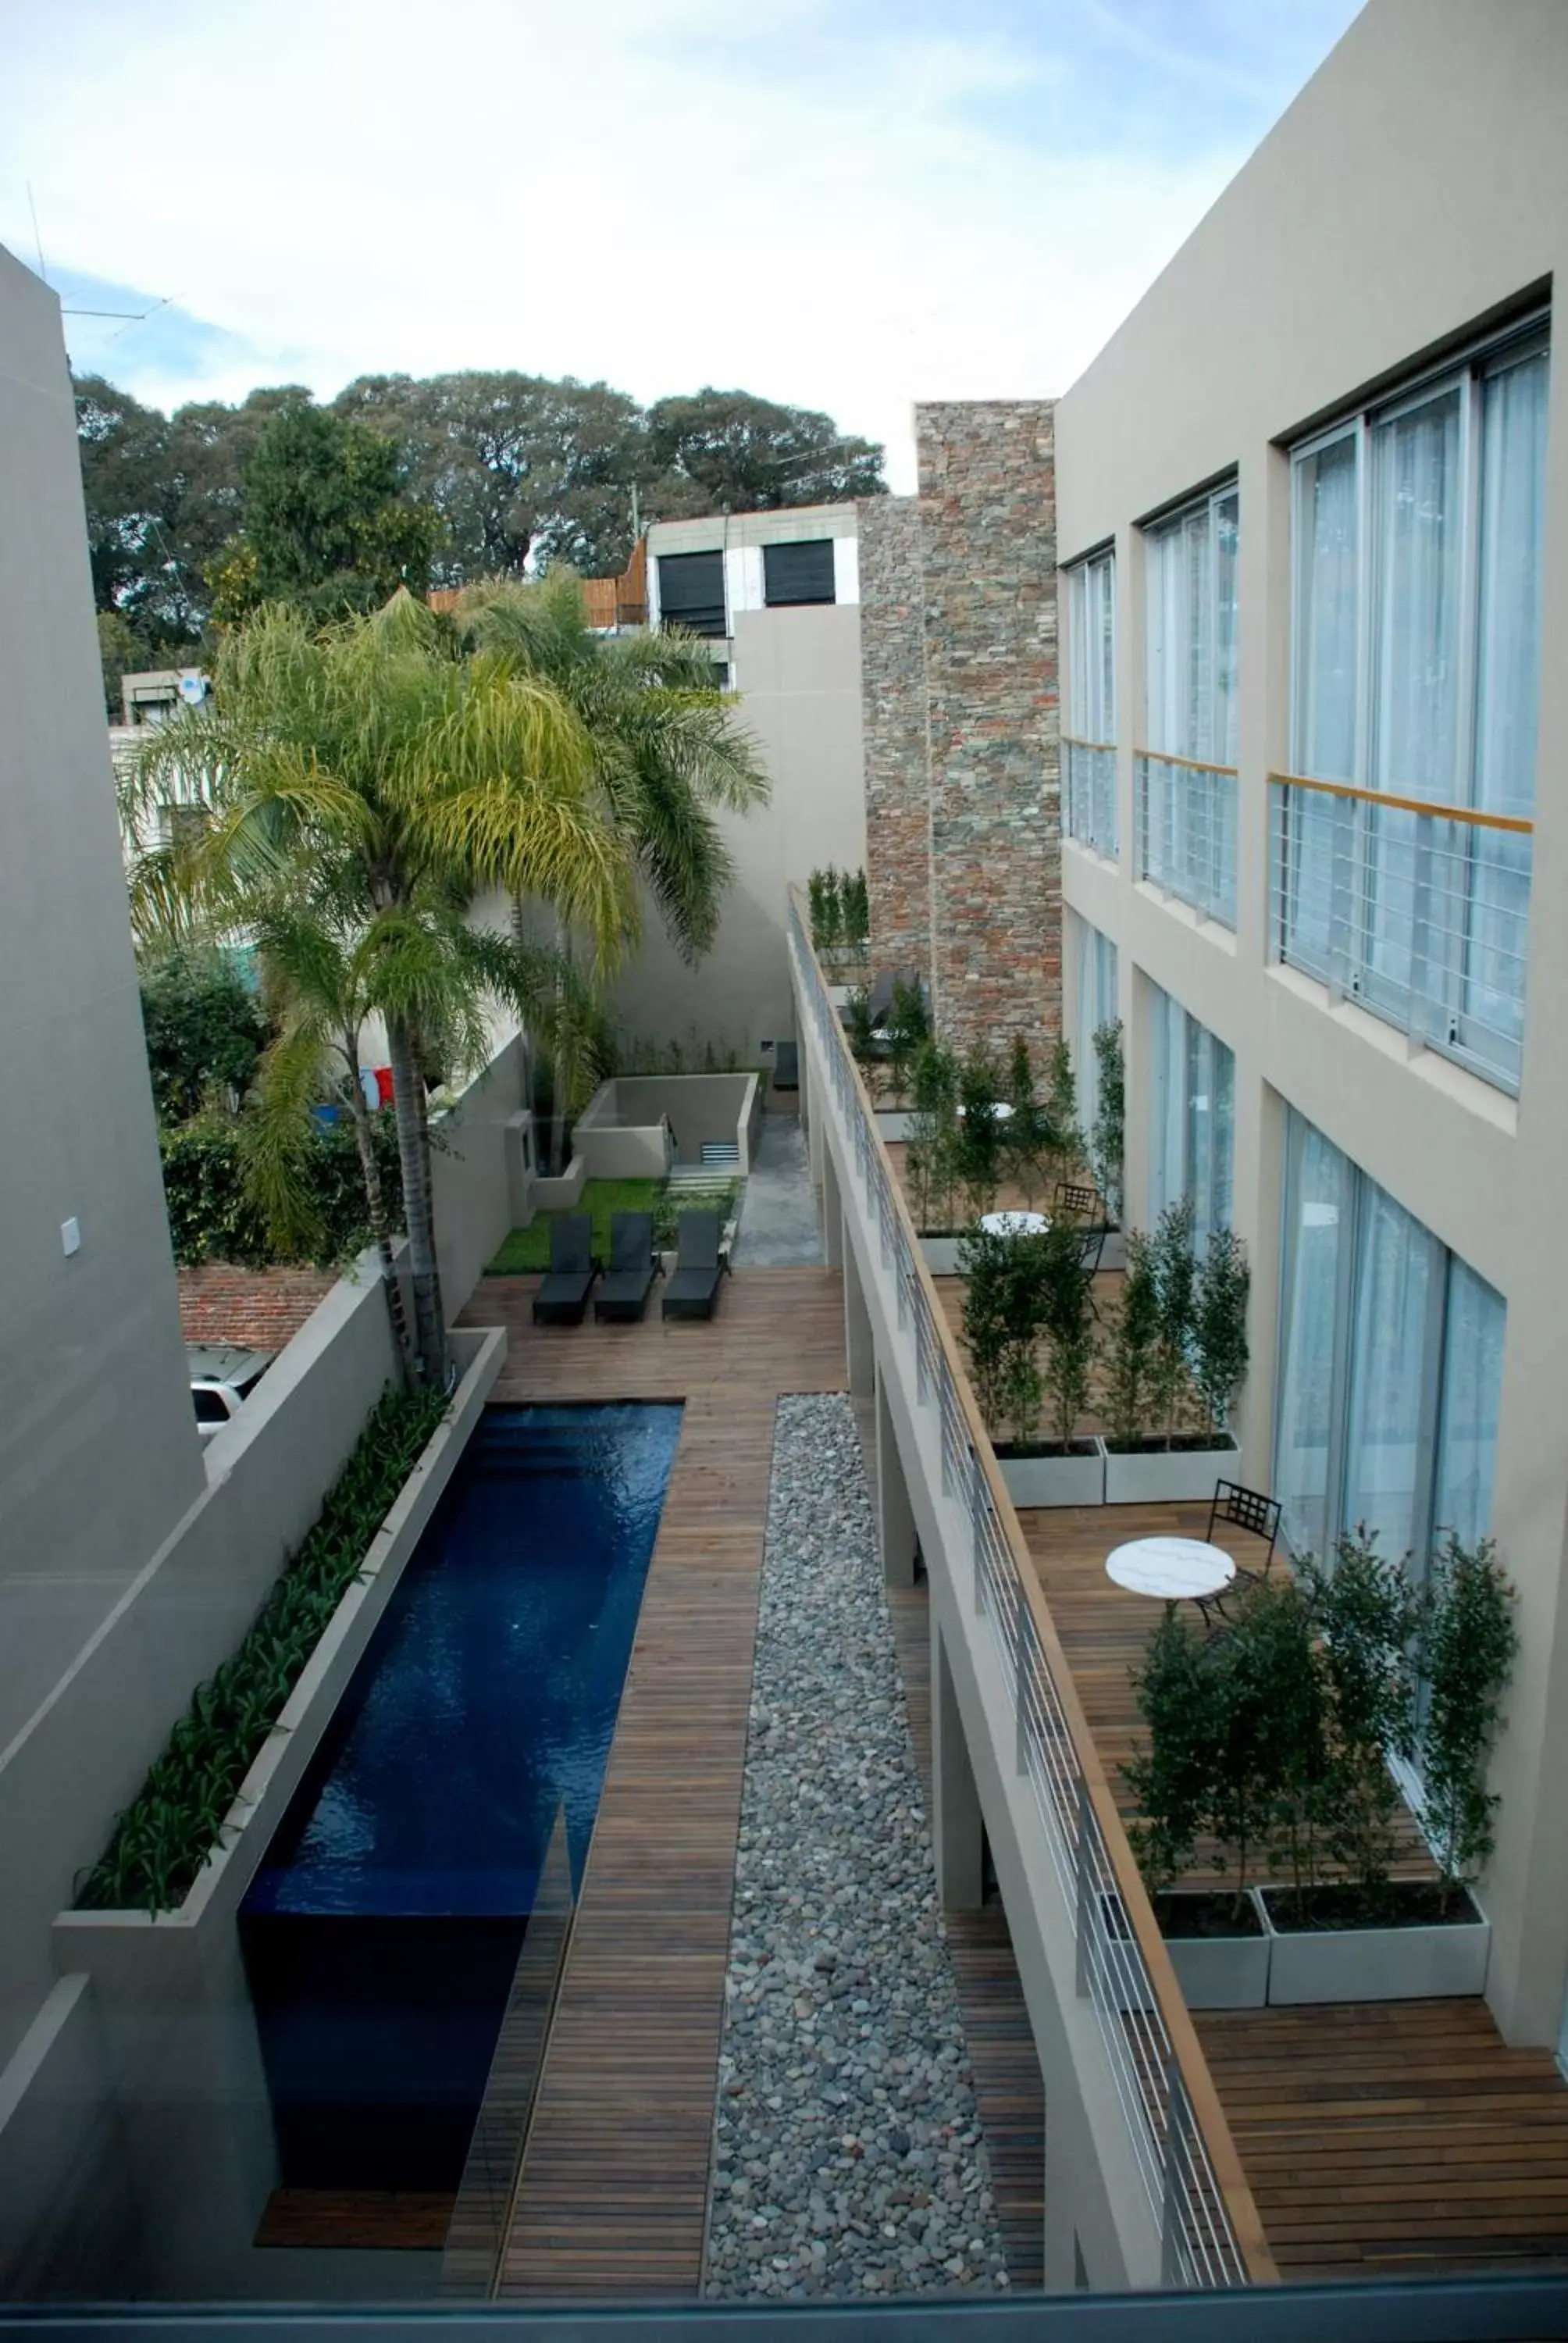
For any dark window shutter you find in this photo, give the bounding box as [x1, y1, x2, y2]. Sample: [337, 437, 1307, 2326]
[763, 539, 836, 607]
[658, 551, 727, 637]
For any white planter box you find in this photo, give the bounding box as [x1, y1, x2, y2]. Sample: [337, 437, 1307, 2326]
[875, 1109, 916, 1141]
[919, 1235, 966, 1275]
[1261, 1890, 1491, 2003]
[1102, 1435, 1240, 1506]
[1163, 1893, 1271, 2008]
[1099, 1229, 1127, 1273]
[996, 1443, 1106, 1509]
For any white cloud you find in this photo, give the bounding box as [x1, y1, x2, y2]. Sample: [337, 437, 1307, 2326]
[0, 0, 1319, 488]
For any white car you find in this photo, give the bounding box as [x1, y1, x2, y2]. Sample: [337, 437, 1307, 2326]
[188, 1345, 275, 1441]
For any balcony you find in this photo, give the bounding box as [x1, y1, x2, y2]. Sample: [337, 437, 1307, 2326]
[1270, 774, 1531, 1095]
[1135, 751, 1238, 927]
[1063, 736, 1118, 860]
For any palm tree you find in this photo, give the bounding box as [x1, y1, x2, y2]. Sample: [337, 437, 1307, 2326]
[123, 594, 633, 1387]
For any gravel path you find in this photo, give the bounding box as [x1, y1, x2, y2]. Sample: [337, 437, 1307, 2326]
[704, 1392, 1010, 2300]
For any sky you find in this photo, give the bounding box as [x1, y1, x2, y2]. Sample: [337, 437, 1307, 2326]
[0, 0, 1363, 491]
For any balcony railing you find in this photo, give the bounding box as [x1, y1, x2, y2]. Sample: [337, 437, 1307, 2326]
[1063, 736, 1118, 860]
[1270, 772, 1531, 1097]
[1135, 751, 1238, 928]
[788, 893, 1273, 2291]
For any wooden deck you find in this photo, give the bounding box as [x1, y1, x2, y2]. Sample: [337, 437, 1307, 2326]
[456, 1268, 845, 2299]
[1019, 1496, 1568, 2279]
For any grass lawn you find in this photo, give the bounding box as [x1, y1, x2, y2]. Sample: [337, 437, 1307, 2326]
[485, 1176, 741, 1274]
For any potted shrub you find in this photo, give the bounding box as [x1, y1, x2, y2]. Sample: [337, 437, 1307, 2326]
[843, 986, 878, 1095]
[878, 976, 928, 1119]
[1102, 1204, 1244, 1503]
[907, 1036, 965, 1270]
[974, 1223, 1106, 1507]
[1121, 1598, 1274, 2006]
[954, 1047, 1004, 1224]
[1259, 1532, 1509, 2001]
[1089, 1021, 1125, 1265]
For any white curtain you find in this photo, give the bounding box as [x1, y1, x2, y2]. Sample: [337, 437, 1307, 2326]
[1274, 1118, 1351, 1559]
[1294, 434, 1359, 783]
[1343, 1183, 1442, 1564]
[1076, 923, 1117, 1136]
[1148, 985, 1233, 1243]
[1433, 1259, 1506, 1553]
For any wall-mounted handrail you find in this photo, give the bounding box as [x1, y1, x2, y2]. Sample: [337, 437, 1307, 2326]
[788, 887, 1275, 2289]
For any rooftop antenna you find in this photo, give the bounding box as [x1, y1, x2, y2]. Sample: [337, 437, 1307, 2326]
[26, 181, 46, 284]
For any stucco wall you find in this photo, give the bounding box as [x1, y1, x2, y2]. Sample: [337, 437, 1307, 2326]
[1053, 0, 1568, 2045]
[429, 1032, 529, 1311]
[0, 250, 205, 1757]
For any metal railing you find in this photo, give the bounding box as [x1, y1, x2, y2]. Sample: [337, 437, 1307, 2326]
[1063, 736, 1118, 860]
[1270, 772, 1531, 1097]
[1135, 751, 1238, 928]
[788, 893, 1274, 2290]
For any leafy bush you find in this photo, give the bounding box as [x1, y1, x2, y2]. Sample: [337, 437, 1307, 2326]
[1417, 1537, 1517, 1913]
[906, 1036, 960, 1234]
[1192, 1227, 1250, 1439]
[1104, 1231, 1160, 1450]
[160, 1112, 403, 1268]
[1089, 1020, 1124, 1225]
[140, 947, 269, 1125]
[77, 1383, 449, 1913]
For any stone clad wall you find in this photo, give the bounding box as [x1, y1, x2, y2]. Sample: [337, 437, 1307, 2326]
[857, 404, 1060, 1054]
[857, 496, 931, 984]
[917, 401, 1060, 1052]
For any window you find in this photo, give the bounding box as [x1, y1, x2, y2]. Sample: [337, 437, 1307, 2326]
[1064, 551, 1117, 854]
[657, 550, 726, 637]
[762, 540, 836, 607]
[1139, 483, 1239, 922]
[1284, 323, 1548, 1090]
[1148, 984, 1234, 1244]
[1074, 918, 1118, 1137]
[1274, 1108, 1505, 1573]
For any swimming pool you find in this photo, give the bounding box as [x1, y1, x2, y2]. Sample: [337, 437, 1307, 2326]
[241, 1401, 682, 2191]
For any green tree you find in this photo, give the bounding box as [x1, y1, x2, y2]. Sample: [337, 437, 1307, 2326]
[211, 405, 436, 623]
[1417, 1538, 1518, 1913]
[645, 388, 886, 515]
[122, 593, 631, 1387]
[138, 945, 269, 1124]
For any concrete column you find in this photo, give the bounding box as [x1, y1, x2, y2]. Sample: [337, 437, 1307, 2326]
[821, 1138, 843, 1268]
[931, 1612, 984, 1911]
[876, 1365, 918, 1589]
[843, 1225, 875, 1402]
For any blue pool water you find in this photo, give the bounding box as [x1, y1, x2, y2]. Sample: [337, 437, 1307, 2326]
[240, 1401, 682, 2190]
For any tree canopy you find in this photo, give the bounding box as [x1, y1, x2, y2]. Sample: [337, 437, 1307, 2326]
[78, 366, 887, 709]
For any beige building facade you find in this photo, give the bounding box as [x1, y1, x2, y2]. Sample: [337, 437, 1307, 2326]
[1054, 0, 1568, 2048]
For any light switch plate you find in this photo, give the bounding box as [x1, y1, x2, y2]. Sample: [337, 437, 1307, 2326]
[61, 1218, 81, 1257]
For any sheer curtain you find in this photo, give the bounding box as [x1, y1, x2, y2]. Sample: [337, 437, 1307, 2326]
[1466, 345, 1548, 1062]
[1274, 1118, 1351, 1559]
[1433, 1260, 1506, 1553]
[1288, 436, 1360, 980]
[1147, 986, 1233, 1243]
[1148, 985, 1184, 1223]
[1075, 923, 1117, 1136]
[1343, 1185, 1442, 1564]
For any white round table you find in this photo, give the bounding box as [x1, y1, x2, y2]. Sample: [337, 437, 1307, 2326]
[956, 1100, 1015, 1122]
[1104, 1536, 1235, 1603]
[979, 1210, 1050, 1239]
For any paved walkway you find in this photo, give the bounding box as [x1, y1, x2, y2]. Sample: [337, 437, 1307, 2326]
[732, 1114, 823, 1268]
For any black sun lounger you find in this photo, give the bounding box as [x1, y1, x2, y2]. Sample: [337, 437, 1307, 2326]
[661, 1209, 727, 1321]
[593, 1212, 657, 1324]
[532, 1212, 597, 1325]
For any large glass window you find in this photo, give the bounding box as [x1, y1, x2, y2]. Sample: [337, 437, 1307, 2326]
[1148, 984, 1234, 1245]
[1064, 551, 1117, 854]
[1139, 483, 1239, 921]
[1274, 1108, 1506, 1577]
[1074, 917, 1118, 1137]
[1283, 323, 1548, 1091]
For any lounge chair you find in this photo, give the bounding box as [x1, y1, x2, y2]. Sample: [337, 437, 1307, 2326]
[661, 1210, 727, 1321]
[531, 1213, 597, 1326]
[593, 1212, 658, 1324]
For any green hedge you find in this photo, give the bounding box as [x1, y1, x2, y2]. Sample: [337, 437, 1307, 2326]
[159, 1113, 404, 1268]
[77, 1382, 448, 1914]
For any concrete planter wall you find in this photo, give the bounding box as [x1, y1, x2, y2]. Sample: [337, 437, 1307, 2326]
[1162, 1893, 1271, 2009]
[48, 1327, 505, 2299]
[531, 1154, 586, 1211]
[1101, 1435, 1240, 1506]
[1099, 1229, 1127, 1273]
[1260, 1889, 1491, 2003]
[875, 1109, 916, 1141]
[918, 1234, 966, 1275]
[996, 1442, 1106, 1510]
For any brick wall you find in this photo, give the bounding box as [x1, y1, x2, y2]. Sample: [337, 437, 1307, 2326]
[857, 403, 1060, 1056]
[858, 496, 931, 980]
[177, 1266, 337, 1353]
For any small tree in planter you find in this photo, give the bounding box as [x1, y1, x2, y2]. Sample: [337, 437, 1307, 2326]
[1104, 1232, 1160, 1453]
[1003, 1036, 1056, 1207]
[1047, 1036, 1082, 1181]
[883, 976, 928, 1105]
[1125, 1603, 1215, 1892]
[1089, 1020, 1124, 1226]
[955, 1047, 1003, 1222]
[1036, 1219, 1097, 1454]
[840, 868, 871, 959]
[809, 865, 843, 958]
[906, 1035, 959, 1233]
[957, 1225, 1017, 1429]
[844, 986, 878, 1088]
[1305, 1531, 1420, 1917]
[1148, 1196, 1198, 1449]
[1192, 1228, 1250, 1443]
[1417, 1536, 1518, 1917]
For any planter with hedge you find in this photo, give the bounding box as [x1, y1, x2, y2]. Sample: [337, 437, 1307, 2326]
[960, 1221, 1105, 1507]
[1125, 1533, 1516, 2005]
[1100, 1200, 1246, 1504]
